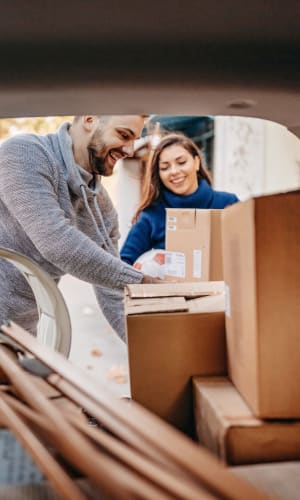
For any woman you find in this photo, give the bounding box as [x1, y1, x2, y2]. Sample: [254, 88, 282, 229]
[121, 133, 238, 265]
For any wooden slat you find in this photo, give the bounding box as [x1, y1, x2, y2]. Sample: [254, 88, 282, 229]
[0, 394, 85, 500]
[67, 411, 214, 500]
[0, 345, 177, 500]
[1, 321, 270, 500]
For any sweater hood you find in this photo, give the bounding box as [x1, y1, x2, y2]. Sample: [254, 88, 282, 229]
[56, 122, 118, 256]
[57, 122, 96, 197]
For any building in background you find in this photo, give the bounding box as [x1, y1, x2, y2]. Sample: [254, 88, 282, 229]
[1, 114, 299, 246]
[144, 115, 214, 171]
[116, 115, 300, 246]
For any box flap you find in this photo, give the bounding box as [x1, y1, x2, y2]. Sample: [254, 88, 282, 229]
[126, 281, 225, 299]
[126, 296, 188, 315]
[252, 188, 300, 201]
[166, 208, 196, 230]
[188, 294, 225, 313]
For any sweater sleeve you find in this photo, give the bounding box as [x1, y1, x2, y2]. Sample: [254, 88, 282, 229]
[93, 285, 126, 341]
[120, 212, 153, 265]
[226, 193, 239, 206]
[0, 138, 143, 289]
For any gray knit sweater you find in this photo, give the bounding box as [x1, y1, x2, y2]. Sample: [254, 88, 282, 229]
[0, 123, 143, 340]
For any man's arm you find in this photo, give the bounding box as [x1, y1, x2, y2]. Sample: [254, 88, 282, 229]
[93, 285, 126, 341]
[0, 137, 143, 289]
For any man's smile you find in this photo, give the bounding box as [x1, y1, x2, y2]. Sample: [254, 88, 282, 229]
[108, 149, 125, 162]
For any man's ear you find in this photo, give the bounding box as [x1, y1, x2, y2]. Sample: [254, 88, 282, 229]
[81, 116, 98, 133]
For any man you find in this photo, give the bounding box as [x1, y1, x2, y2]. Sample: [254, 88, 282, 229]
[0, 115, 156, 342]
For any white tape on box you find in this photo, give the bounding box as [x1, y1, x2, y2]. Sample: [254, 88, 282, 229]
[193, 249, 202, 278]
[225, 284, 231, 318]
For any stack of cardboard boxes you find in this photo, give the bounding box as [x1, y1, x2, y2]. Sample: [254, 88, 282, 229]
[125, 190, 300, 468]
[125, 281, 226, 435]
[194, 190, 300, 466]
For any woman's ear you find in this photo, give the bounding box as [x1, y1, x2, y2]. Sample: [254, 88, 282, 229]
[195, 155, 200, 171]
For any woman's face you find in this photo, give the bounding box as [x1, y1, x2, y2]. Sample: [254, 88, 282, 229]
[158, 144, 200, 195]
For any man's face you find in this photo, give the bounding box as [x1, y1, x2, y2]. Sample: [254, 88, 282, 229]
[87, 115, 144, 176]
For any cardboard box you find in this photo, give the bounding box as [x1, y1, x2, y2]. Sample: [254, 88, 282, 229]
[222, 190, 300, 418]
[193, 376, 300, 465]
[125, 282, 227, 435]
[232, 461, 300, 500]
[165, 208, 223, 282]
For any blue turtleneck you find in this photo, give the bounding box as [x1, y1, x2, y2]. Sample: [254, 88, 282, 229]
[121, 180, 239, 265]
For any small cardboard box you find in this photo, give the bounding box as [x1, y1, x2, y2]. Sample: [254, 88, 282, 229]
[222, 190, 300, 418]
[165, 208, 223, 282]
[193, 376, 300, 465]
[125, 282, 227, 435]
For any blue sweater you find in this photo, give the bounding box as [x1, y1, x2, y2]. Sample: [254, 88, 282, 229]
[121, 180, 239, 265]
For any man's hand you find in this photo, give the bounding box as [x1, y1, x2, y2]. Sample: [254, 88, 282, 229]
[141, 274, 164, 284]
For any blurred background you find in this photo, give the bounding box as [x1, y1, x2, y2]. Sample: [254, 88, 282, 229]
[1, 114, 300, 397]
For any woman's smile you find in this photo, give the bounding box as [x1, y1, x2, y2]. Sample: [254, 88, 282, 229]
[158, 144, 199, 195]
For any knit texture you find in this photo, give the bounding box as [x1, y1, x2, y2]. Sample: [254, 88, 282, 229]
[0, 123, 143, 341]
[121, 180, 239, 265]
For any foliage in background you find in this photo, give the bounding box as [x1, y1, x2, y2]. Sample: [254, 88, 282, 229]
[0, 116, 74, 141]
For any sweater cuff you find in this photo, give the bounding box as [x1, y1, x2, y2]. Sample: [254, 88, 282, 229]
[117, 263, 143, 287]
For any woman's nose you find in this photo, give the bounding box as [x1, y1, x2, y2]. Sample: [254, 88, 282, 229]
[169, 163, 179, 174]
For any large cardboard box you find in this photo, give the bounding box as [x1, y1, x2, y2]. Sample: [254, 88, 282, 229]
[222, 190, 300, 418]
[125, 282, 226, 435]
[165, 208, 223, 282]
[193, 376, 300, 465]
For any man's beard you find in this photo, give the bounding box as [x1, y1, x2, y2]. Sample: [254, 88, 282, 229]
[87, 145, 110, 176]
[87, 128, 127, 176]
[87, 126, 114, 176]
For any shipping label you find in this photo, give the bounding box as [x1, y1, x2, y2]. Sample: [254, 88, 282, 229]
[165, 251, 185, 278]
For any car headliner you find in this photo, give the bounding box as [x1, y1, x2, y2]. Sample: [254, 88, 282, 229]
[0, 1, 299, 137]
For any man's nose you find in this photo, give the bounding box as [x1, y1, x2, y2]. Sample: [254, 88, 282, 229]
[122, 141, 134, 157]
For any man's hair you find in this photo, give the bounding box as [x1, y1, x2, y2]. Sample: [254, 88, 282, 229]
[73, 114, 148, 124]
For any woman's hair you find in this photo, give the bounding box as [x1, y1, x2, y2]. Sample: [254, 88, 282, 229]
[132, 132, 212, 222]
